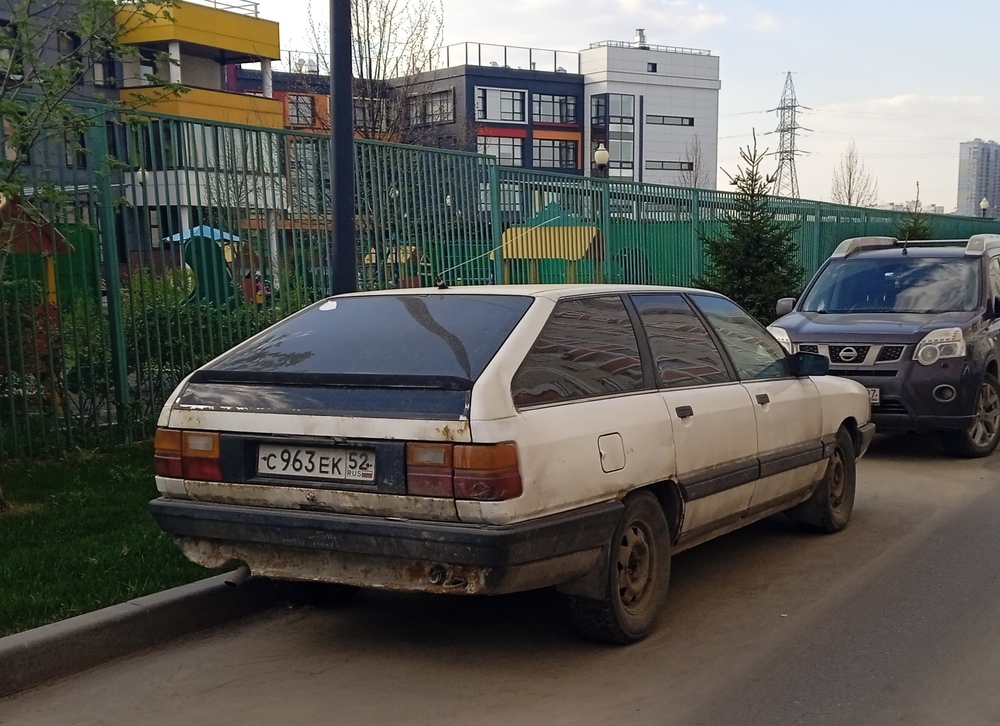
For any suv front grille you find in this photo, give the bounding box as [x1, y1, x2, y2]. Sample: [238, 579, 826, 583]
[798, 344, 820, 354]
[876, 345, 905, 362]
[829, 345, 871, 364]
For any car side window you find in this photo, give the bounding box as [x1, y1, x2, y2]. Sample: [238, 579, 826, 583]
[511, 296, 644, 408]
[690, 294, 793, 380]
[990, 258, 1000, 300]
[630, 293, 732, 388]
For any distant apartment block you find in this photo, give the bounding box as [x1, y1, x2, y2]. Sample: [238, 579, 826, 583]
[957, 139, 1000, 218]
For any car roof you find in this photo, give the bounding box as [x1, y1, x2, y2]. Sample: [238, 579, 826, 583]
[835, 246, 970, 260]
[333, 284, 719, 300]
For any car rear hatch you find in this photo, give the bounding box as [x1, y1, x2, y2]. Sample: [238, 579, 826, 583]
[156, 292, 533, 522]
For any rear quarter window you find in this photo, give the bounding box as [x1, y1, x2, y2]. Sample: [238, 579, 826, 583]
[511, 295, 644, 408]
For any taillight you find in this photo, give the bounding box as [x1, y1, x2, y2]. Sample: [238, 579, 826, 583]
[406, 441, 522, 501]
[154, 428, 221, 481]
[454, 442, 522, 501]
[406, 442, 454, 497]
[154, 428, 183, 478]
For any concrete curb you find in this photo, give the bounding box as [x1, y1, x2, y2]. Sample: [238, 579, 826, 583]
[0, 572, 278, 699]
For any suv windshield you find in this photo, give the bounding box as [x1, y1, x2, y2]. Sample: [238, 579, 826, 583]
[800, 257, 982, 314]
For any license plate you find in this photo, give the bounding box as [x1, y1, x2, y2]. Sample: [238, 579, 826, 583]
[867, 388, 880, 405]
[257, 444, 375, 483]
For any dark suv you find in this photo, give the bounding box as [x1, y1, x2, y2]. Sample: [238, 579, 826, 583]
[769, 234, 1000, 457]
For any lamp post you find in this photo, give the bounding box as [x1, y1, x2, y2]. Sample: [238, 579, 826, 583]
[980, 197, 990, 218]
[593, 143, 610, 179]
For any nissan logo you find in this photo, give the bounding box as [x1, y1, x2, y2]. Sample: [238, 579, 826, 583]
[838, 346, 859, 363]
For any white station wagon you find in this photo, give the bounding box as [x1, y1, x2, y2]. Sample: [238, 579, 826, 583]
[151, 285, 874, 643]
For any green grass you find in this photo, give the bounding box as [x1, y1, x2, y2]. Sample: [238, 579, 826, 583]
[0, 443, 219, 638]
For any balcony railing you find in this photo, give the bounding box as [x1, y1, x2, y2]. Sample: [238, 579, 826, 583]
[588, 40, 712, 56]
[430, 43, 581, 74]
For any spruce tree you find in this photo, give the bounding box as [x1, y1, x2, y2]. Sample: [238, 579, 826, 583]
[694, 133, 803, 324]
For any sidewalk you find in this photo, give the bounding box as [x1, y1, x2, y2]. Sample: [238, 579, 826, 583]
[0, 572, 277, 699]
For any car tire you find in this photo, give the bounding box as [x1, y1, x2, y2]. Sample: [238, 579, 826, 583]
[940, 374, 1000, 459]
[567, 491, 670, 645]
[787, 426, 856, 533]
[275, 580, 359, 608]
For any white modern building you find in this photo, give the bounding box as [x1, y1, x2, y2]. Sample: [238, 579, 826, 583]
[580, 30, 720, 187]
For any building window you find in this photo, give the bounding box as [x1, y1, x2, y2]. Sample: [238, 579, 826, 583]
[288, 95, 315, 126]
[647, 62, 657, 73]
[646, 160, 694, 171]
[646, 115, 694, 126]
[478, 135, 522, 166]
[0, 20, 22, 82]
[590, 95, 606, 126]
[410, 90, 454, 126]
[608, 94, 635, 124]
[93, 50, 117, 87]
[138, 48, 157, 81]
[476, 88, 526, 123]
[64, 129, 87, 169]
[533, 138, 577, 169]
[3, 119, 27, 164]
[532, 94, 577, 124]
[356, 97, 386, 130]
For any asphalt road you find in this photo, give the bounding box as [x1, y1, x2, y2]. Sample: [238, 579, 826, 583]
[3, 433, 999, 726]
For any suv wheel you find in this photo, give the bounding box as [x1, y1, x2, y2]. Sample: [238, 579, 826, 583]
[940, 374, 1000, 458]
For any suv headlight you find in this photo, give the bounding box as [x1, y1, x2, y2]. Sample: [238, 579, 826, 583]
[766, 326, 793, 353]
[913, 328, 966, 366]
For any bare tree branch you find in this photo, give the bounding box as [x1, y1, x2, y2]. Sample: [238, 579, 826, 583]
[680, 135, 710, 189]
[831, 140, 879, 207]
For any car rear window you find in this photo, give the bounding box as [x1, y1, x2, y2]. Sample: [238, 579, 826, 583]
[801, 257, 982, 314]
[203, 294, 533, 383]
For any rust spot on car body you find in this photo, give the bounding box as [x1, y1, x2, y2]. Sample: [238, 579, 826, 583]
[437, 421, 470, 441]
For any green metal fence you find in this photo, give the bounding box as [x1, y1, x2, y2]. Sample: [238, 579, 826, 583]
[2, 105, 997, 457]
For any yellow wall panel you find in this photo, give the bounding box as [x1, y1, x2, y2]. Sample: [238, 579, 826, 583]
[122, 87, 284, 128]
[117, 1, 280, 60]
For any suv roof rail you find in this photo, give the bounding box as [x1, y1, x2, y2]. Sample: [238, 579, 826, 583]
[966, 234, 1000, 255]
[832, 236, 897, 258]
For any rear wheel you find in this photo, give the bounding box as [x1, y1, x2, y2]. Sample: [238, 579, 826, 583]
[567, 491, 670, 644]
[940, 375, 1000, 458]
[787, 426, 856, 533]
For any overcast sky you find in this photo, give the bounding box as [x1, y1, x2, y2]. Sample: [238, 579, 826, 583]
[257, 0, 996, 211]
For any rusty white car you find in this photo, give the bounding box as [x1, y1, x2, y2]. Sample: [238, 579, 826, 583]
[151, 285, 874, 643]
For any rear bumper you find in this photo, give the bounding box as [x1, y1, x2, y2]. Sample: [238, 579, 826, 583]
[149, 498, 623, 595]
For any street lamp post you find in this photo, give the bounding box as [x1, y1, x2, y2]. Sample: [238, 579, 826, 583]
[980, 197, 990, 218]
[593, 143, 610, 179]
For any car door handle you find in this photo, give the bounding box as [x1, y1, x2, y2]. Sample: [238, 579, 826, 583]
[675, 405, 694, 419]
[756, 393, 770, 405]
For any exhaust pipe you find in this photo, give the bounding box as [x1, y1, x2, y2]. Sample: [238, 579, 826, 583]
[224, 564, 252, 588]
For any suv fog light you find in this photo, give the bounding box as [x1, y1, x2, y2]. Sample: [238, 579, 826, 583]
[933, 385, 957, 403]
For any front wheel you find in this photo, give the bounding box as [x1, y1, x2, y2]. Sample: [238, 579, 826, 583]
[567, 491, 670, 644]
[940, 375, 1000, 458]
[787, 426, 857, 533]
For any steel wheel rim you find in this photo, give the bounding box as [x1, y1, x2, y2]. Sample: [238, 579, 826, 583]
[617, 523, 653, 611]
[828, 448, 846, 507]
[969, 382, 1000, 448]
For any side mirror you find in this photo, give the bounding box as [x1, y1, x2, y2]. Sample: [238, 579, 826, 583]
[775, 297, 796, 317]
[793, 351, 829, 377]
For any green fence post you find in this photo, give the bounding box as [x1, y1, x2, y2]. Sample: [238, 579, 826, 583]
[488, 161, 503, 284]
[690, 188, 701, 279]
[813, 202, 822, 276]
[91, 119, 131, 438]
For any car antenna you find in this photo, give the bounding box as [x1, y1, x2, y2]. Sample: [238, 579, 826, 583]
[437, 275, 449, 290]
[901, 235, 909, 255]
